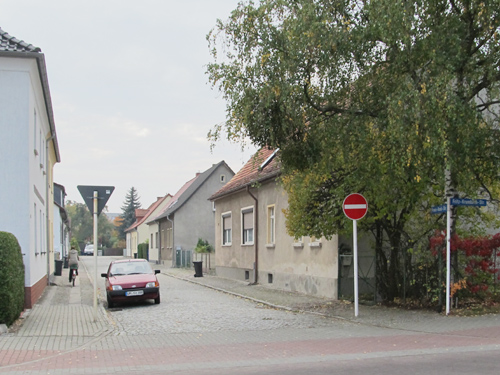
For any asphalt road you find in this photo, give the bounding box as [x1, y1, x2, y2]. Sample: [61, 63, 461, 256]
[1, 256, 498, 375]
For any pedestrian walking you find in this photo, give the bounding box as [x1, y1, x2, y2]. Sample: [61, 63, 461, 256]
[68, 247, 79, 283]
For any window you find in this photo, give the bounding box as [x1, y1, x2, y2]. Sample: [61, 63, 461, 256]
[40, 210, 43, 254]
[220, 175, 226, 183]
[222, 212, 232, 245]
[34, 203, 37, 254]
[267, 205, 275, 244]
[151, 233, 154, 248]
[33, 110, 38, 155]
[242, 207, 254, 245]
[155, 232, 159, 248]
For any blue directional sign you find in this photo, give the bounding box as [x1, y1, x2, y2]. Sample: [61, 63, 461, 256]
[431, 204, 447, 214]
[450, 198, 487, 207]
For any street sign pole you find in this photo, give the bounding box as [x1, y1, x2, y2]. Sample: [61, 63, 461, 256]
[446, 196, 451, 316]
[93, 191, 98, 322]
[77, 185, 114, 323]
[342, 193, 368, 318]
[353, 219, 359, 317]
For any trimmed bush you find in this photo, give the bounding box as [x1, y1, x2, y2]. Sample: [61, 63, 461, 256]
[137, 242, 149, 260]
[0, 231, 25, 326]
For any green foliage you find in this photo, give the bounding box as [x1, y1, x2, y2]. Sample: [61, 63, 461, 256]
[137, 242, 149, 260]
[208, 0, 500, 301]
[194, 238, 214, 253]
[70, 237, 79, 250]
[66, 200, 117, 249]
[0, 232, 25, 326]
[119, 187, 141, 240]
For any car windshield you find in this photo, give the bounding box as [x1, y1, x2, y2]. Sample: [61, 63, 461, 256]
[110, 262, 152, 276]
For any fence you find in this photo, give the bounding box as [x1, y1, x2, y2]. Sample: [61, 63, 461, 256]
[338, 254, 376, 302]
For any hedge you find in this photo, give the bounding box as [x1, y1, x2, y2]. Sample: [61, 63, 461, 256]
[0, 231, 25, 326]
[137, 243, 149, 260]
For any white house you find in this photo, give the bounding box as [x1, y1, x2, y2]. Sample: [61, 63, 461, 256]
[0, 28, 60, 308]
[53, 183, 70, 261]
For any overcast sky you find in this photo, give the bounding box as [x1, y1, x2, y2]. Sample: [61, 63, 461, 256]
[1, 0, 256, 213]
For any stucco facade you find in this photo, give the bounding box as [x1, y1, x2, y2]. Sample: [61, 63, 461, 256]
[213, 178, 339, 299]
[0, 29, 60, 308]
[150, 162, 234, 266]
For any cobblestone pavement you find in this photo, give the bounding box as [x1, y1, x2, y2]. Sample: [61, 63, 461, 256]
[0, 256, 499, 375]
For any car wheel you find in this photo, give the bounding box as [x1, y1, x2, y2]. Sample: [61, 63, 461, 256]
[154, 295, 160, 305]
[107, 295, 114, 308]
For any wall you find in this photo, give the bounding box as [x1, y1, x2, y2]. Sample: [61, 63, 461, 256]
[175, 164, 233, 254]
[215, 180, 339, 299]
[0, 57, 52, 306]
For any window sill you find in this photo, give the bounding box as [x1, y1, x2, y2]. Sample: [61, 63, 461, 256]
[241, 243, 254, 246]
[309, 242, 322, 248]
[222, 243, 232, 247]
[265, 243, 275, 249]
[293, 242, 304, 248]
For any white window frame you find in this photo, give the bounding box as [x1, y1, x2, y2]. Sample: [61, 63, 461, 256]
[33, 109, 38, 156]
[241, 206, 254, 245]
[34, 203, 38, 255]
[222, 211, 232, 246]
[267, 205, 275, 245]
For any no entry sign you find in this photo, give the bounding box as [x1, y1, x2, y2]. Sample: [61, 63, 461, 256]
[343, 193, 368, 220]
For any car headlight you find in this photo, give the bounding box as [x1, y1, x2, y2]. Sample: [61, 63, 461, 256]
[146, 282, 158, 288]
[111, 285, 122, 291]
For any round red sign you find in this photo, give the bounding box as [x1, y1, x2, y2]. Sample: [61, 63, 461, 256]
[343, 193, 368, 220]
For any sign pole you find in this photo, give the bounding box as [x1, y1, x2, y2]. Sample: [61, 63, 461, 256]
[353, 219, 359, 317]
[93, 191, 98, 322]
[446, 196, 451, 315]
[342, 193, 367, 318]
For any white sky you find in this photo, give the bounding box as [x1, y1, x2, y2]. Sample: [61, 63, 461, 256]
[0, 0, 256, 212]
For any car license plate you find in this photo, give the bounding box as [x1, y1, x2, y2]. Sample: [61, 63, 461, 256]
[125, 290, 144, 297]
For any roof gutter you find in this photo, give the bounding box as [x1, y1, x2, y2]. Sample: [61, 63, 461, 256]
[246, 185, 258, 285]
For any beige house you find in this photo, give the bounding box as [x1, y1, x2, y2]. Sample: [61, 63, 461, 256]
[125, 195, 171, 259]
[210, 148, 340, 299]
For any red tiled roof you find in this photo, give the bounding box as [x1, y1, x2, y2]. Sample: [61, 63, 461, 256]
[125, 195, 172, 232]
[209, 148, 280, 200]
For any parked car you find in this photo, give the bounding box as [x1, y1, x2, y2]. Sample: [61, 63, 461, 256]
[83, 244, 94, 255]
[101, 259, 160, 308]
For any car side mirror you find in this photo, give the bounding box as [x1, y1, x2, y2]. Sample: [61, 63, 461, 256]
[101, 273, 108, 278]
[154, 270, 160, 274]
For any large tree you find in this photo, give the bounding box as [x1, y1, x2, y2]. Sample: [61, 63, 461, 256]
[207, 0, 500, 300]
[66, 201, 116, 249]
[118, 187, 141, 240]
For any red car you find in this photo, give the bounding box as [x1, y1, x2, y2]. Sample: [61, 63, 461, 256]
[101, 259, 160, 308]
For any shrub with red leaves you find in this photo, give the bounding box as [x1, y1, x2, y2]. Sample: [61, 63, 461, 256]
[429, 231, 500, 299]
